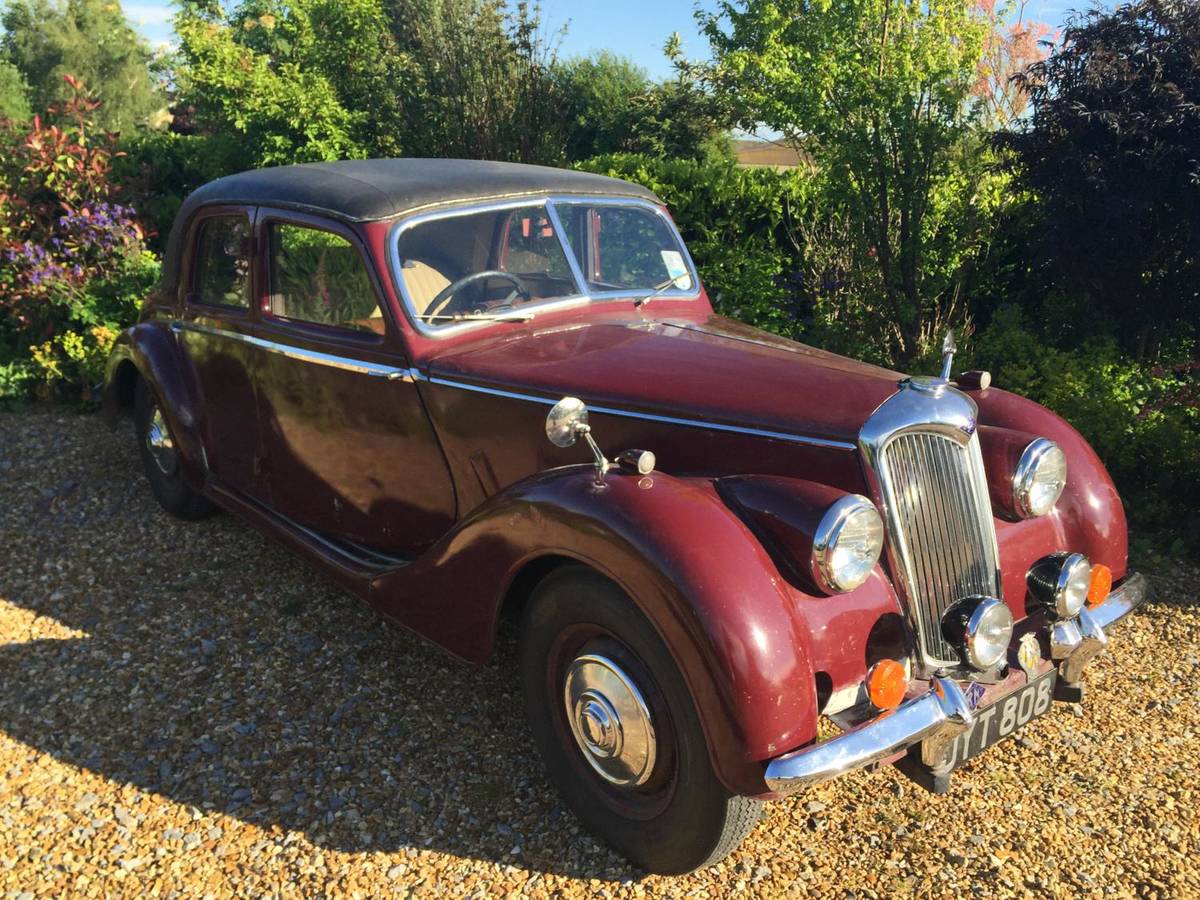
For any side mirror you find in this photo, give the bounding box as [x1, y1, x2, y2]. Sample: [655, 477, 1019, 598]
[546, 397, 611, 484]
[545, 396, 589, 448]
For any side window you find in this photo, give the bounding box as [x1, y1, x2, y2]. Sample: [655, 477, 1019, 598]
[191, 216, 250, 308]
[267, 223, 381, 334]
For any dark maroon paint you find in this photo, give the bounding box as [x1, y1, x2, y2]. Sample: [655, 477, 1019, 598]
[103, 199, 1130, 798]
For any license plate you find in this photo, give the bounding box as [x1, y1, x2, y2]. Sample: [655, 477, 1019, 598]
[939, 670, 1057, 770]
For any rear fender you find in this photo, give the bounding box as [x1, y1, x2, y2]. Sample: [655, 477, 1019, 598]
[102, 322, 207, 486]
[369, 465, 821, 795]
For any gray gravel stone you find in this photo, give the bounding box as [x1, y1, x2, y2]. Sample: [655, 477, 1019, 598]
[0, 409, 1196, 897]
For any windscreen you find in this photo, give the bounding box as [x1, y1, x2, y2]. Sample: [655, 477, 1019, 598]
[555, 202, 695, 295]
[393, 198, 696, 330]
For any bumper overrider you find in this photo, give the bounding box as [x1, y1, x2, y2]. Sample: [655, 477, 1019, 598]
[764, 572, 1148, 795]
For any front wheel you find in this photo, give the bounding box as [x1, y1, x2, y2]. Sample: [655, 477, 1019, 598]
[134, 378, 216, 520]
[520, 566, 761, 874]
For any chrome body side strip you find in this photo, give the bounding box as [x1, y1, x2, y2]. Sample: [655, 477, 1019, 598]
[172, 320, 420, 382]
[423, 375, 857, 450]
[169, 321, 855, 449]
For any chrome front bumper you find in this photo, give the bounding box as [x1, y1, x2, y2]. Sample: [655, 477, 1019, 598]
[764, 572, 1148, 796]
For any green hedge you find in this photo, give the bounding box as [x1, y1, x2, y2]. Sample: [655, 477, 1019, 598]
[578, 153, 817, 338]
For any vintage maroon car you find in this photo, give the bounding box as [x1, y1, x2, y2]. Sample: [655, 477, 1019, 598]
[103, 159, 1146, 874]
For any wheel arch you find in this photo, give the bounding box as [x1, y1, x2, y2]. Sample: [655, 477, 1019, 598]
[102, 322, 207, 486]
[105, 356, 140, 420]
[497, 553, 579, 627]
[370, 467, 824, 796]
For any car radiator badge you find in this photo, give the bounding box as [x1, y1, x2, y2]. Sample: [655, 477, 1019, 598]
[1017, 633, 1042, 680]
[965, 681, 986, 710]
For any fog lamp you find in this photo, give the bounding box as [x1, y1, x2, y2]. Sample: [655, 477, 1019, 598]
[942, 596, 1014, 671]
[1028, 552, 1092, 620]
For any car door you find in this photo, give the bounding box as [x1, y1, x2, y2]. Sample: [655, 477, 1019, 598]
[250, 210, 457, 556]
[174, 205, 268, 502]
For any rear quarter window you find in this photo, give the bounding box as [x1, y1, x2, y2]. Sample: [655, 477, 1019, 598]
[191, 216, 251, 308]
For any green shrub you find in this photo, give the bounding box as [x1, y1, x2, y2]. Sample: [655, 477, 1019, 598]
[1, 80, 159, 404]
[964, 307, 1200, 558]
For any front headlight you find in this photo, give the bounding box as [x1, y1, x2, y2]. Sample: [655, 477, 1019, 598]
[811, 495, 884, 593]
[1013, 438, 1067, 517]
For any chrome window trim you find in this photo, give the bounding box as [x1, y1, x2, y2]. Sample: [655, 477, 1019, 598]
[387, 195, 703, 339]
[171, 321, 419, 382]
[543, 199, 591, 292]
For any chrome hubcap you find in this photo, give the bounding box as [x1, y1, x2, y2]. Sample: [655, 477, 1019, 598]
[563, 654, 656, 786]
[146, 405, 177, 475]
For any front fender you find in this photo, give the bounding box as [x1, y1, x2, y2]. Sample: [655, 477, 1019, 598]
[102, 322, 207, 486]
[976, 387, 1128, 580]
[369, 465, 826, 795]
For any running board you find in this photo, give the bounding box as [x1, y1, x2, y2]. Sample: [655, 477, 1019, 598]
[208, 483, 412, 582]
[292, 522, 412, 572]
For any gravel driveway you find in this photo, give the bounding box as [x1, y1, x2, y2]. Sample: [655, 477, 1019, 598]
[0, 408, 1196, 898]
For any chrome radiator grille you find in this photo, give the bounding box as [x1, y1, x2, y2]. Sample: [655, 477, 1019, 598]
[878, 430, 1001, 667]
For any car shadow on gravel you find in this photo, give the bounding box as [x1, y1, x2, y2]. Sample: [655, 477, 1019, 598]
[0, 411, 641, 882]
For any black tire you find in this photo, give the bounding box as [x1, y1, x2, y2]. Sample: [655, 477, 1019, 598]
[520, 565, 761, 874]
[134, 378, 217, 521]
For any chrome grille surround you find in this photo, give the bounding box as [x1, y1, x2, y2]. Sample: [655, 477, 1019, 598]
[859, 378, 1003, 674]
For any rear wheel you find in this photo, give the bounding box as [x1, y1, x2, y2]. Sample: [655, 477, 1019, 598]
[519, 566, 761, 874]
[134, 378, 216, 520]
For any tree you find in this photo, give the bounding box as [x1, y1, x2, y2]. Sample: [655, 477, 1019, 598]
[697, 0, 1013, 363]
[555, 47, 733, 164]
[172, 1, 379, 169]
[385, 0, 565, 162]
[171, 0, 568, 167]
[1009, 0, 1200, 360]
[1, 0, 165, 133]
[0, 58, 30, 121]
[555, 52, 650, 160]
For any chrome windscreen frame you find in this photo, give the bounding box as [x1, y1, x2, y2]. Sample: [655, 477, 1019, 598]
[859, 377, 1004, 677]
[386, 195, 703, 339]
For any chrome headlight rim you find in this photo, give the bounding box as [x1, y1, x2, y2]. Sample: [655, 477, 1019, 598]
[942, 596, 1014, 671]
[1012, 438, 1067, 518]
[1053, 552, 1092, 619]
[1028, 551, 1093, 620]
[811, 494, 884, 594]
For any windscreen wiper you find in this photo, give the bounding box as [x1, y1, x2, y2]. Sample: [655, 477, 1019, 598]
[418, 311, 536, 323]
[633, 277, 687, 308]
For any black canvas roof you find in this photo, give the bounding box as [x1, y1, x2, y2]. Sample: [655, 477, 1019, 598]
[181, 158, 657, 222]
[161, 158, 659, 293]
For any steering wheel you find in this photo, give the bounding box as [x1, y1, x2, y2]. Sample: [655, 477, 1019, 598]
[426, 270, 530, 318]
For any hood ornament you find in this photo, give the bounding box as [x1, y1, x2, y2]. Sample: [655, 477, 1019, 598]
[939, 328, 956, 381]
[933, 328, 993, 391]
